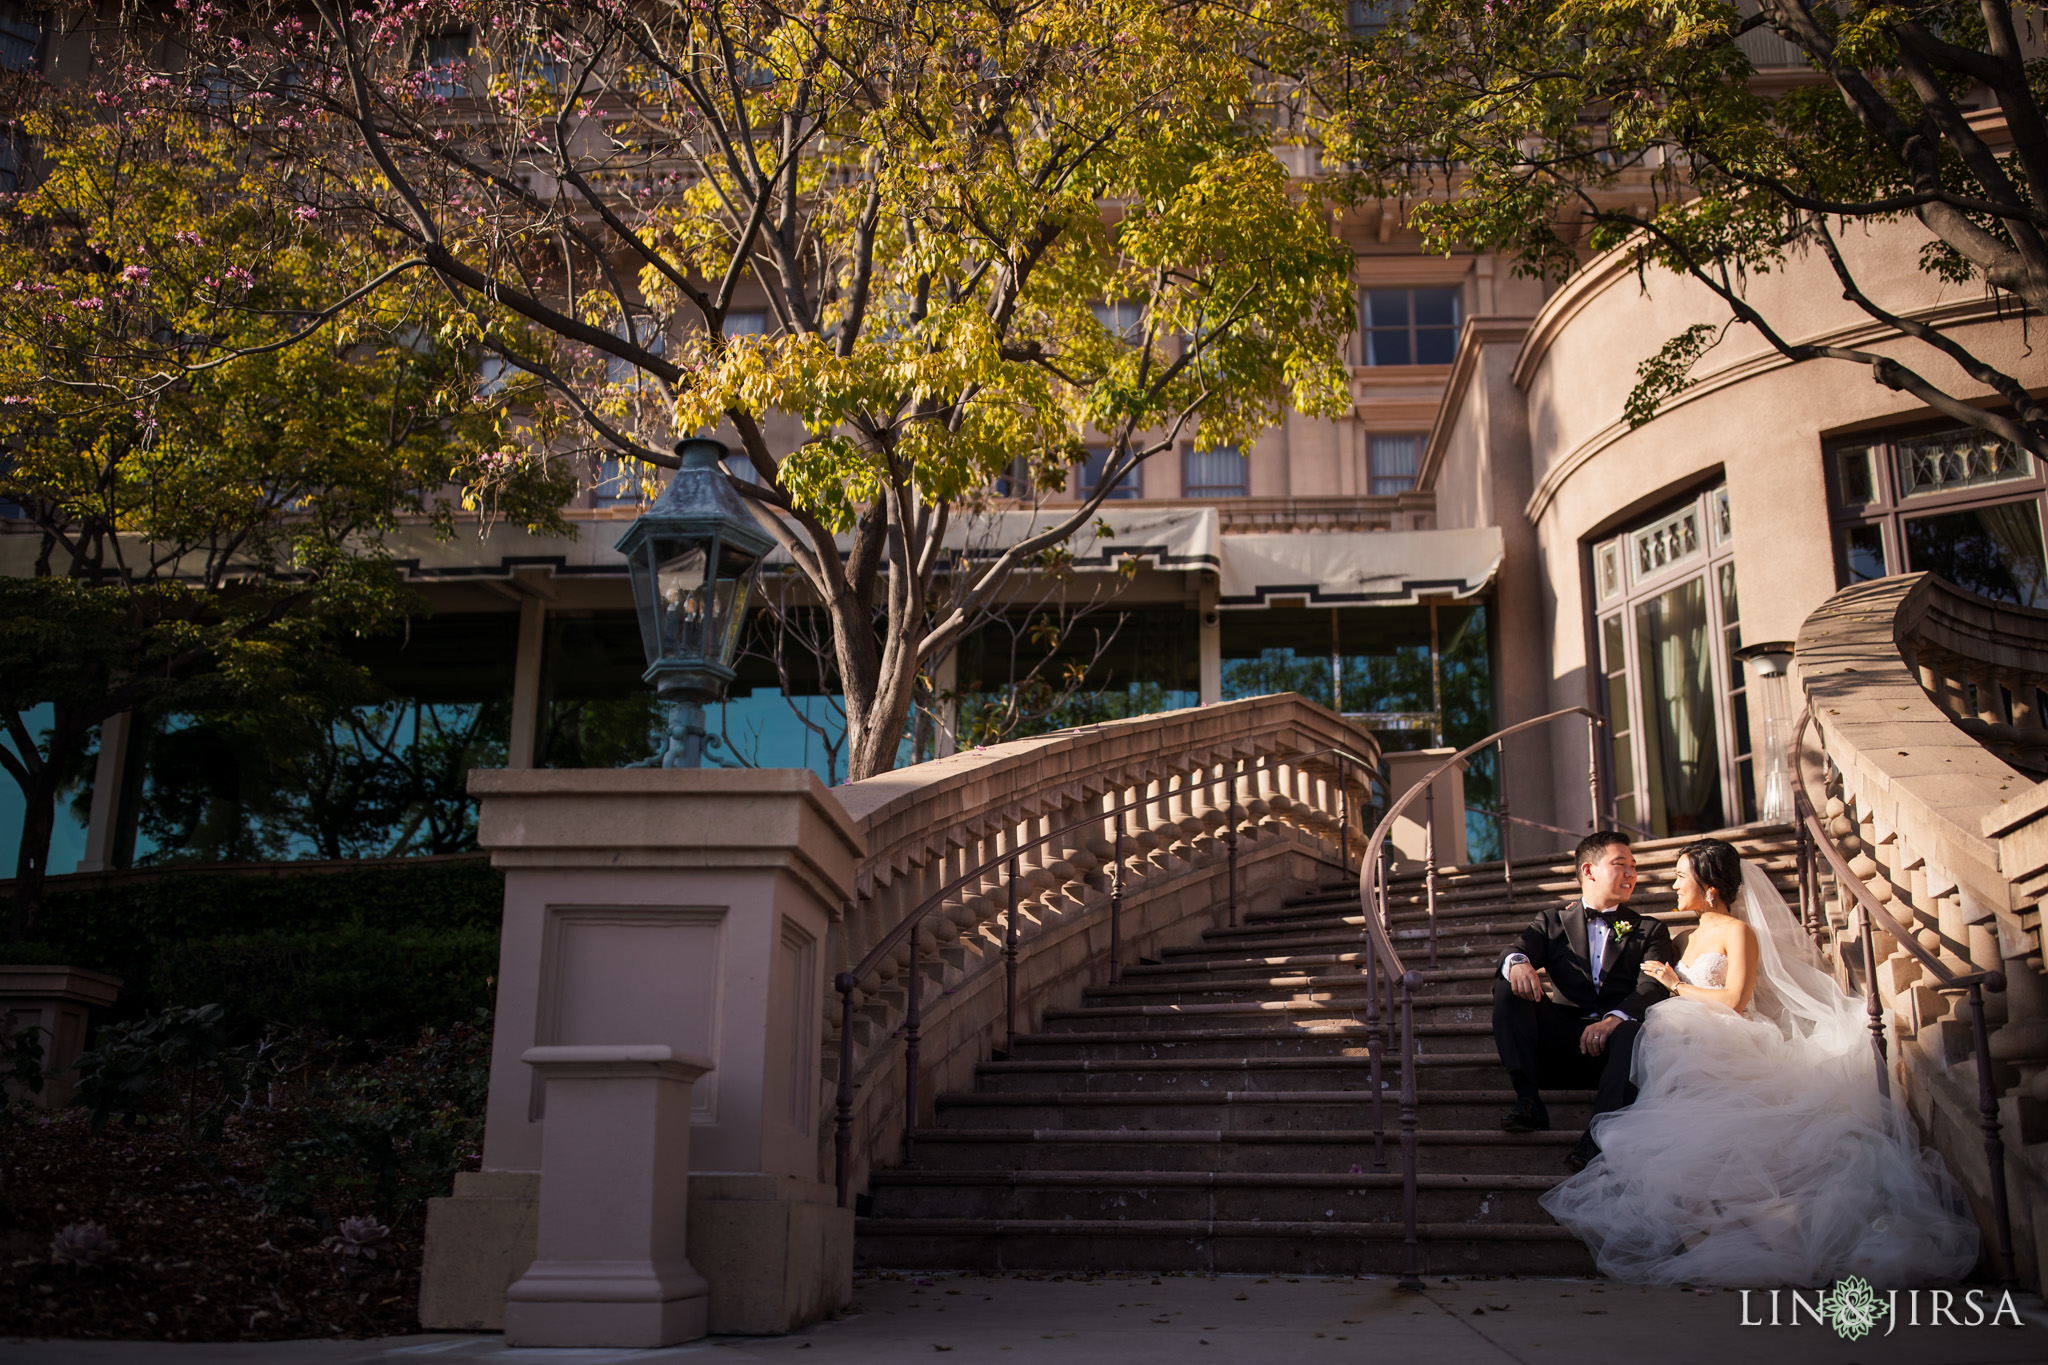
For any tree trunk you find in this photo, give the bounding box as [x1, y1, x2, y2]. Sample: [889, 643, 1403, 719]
[8, 773, 56, 944]
[834, 600, 924, 783]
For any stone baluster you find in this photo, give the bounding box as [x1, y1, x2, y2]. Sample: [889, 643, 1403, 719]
[1991, 959, 2048, 1143]
[1972, 672, 2006, 726]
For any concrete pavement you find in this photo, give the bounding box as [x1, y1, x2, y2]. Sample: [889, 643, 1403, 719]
[8, 1272, 2046, 1365]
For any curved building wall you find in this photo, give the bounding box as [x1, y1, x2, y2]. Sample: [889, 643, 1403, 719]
[1435, 223, 2048, 832]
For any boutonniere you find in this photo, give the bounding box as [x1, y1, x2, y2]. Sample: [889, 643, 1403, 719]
[1610, 918, 1635, 938]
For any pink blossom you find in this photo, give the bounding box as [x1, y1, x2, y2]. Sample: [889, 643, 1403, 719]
[294, 205, 319, 221]
[70, 297, 105, 310]
[121, 265, 150, 284]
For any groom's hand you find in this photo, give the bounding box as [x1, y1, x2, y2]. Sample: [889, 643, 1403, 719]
[1580, 1016, 1622, 1057]
[1507, 961, 1542, 1001]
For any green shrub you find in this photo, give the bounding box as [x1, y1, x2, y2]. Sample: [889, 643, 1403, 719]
[152, 928, 498, 1041]
[2, 857, 502, 1023]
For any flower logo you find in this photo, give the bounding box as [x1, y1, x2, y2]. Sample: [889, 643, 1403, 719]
[1819, 1276, 1884, 1341]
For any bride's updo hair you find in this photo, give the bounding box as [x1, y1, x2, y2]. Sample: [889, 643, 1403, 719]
[1678, 837, 1742, 910]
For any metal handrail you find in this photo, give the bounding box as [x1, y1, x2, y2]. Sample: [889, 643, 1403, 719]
[829, 742, 1380, 1207]
[1351, 706, 1607, 1290]
[1786, 708, 2018, 1286]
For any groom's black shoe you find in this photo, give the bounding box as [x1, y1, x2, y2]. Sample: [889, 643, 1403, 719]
[1563, 1134, 1600, 1172]
[1500, 1097, 1549, 1133]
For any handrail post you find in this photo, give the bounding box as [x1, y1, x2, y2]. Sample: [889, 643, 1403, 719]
[1226, 759, 1242, 928]
[833, 972, 855, 1207]
[1338, 754, 1350, 869]
[1857, 888, 1890, 1100]
[1424, 781, 1440, 972]
[1497, 740, 1514, 914]
[1110, 807, 1127, 984]
[903, 928, 922, 1165]
[1584, 715, 1601, 830]
[1004, 853, 1021, 1055]
[1368, 846, 1387, 1172]
[1396, 969, 1423, 1292]
[1968, 978, 2021, 1289]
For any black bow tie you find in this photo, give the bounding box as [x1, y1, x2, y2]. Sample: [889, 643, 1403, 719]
[1587, 909, 1617, 927]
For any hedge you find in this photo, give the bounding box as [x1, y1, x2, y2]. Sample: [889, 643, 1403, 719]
[0, 857, 504, 1036]
[151, 928, 500, 1041]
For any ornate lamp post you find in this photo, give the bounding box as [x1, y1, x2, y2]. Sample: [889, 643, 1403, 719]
[616, 438, 774, 767]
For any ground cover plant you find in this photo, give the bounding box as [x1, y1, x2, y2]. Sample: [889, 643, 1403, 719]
[0, 1006, 490, 1340]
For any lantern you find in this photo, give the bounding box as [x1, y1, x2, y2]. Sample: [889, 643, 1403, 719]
[615, 438, 774, 766]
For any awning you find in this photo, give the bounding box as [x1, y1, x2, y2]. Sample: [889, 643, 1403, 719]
[1216, 527, 1503, 608]
[256, 507, 1501, 610]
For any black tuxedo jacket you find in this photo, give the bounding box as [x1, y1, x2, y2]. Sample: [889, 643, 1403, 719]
[1500, 901, 1676, 1021]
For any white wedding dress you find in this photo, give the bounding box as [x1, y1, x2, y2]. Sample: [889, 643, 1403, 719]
[1538, 863, 1979, 1287]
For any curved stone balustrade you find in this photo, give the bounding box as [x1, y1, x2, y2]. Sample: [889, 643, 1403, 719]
[1795, 573, 2048, 1287]
[823, 695, 1379, 1198]
[428, 696, 1377, 1339]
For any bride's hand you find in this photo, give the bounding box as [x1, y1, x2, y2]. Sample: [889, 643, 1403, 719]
[1642, 961, 1679, 990]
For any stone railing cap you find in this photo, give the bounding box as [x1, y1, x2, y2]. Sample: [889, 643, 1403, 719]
[0, 965, 124, 1006]
[520, 1045, 715, 1080]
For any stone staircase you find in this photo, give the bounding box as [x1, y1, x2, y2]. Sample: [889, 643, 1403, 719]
[855, 827, 1801, 1276]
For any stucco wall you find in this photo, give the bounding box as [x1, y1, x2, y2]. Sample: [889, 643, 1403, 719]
[1435, 222, 2048, 829]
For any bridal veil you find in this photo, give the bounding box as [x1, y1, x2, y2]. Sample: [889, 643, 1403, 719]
[1538, 862, 1980, 1287]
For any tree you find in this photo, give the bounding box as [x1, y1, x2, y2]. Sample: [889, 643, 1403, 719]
[0, 93, 571, 938]
[127, 0, 1358, 778]
[1328, 0, 2048, 449]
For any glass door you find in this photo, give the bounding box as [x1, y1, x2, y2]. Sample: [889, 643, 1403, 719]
[1592, 484, 1754, 837]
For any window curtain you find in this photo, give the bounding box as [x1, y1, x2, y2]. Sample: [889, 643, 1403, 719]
[1635, 576, 1720, 831]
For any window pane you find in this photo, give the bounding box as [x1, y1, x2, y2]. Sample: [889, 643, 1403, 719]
[1091, 301, 1143, 340]
[1902, 499, 2048, 607]
[0, 3, 40, 71]
[1841, 523, 1886, 582]
[1411, 287, 1459, 328]
[1184, 446, 1247, 497]
[1630, 505, 1702, 577]
[1835, 446, 1877, 506]
[1601, 614, 1635, 825]
[1415, 328, 1458, 365]
[1081, 445, 1140, 500]
[1368, 434, 1419, 495]
[1364, 290, 1411, 328]
[1366, 329, 1411, 367]
[1632, 576, 1725, 837]
[722, 311, 767, 338]
[1895, 429, 2032, 498]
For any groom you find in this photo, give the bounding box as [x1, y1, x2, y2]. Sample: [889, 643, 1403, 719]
[1493, 830, 1674, 1172]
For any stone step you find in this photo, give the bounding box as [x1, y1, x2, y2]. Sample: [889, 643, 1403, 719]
[1006, 1027, 1493, 1061]
[974, 1055, 1522, 1094]
[864, 1168, 1564, 1224]
[1118, 953, 1502, 988]
[1039, 995, 1494, 1033]
[1078, 973, 1495, 1005]
[927, 1088, 1592, 1133]
[896, 1127, 1585, 1175]
[852, 1216, 1595, 1276]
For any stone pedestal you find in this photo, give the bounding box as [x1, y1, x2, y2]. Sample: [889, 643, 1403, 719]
[1384, 748, 1468, 866]
[420, 768, 863, 1338]
[504, 1046, 713, 1348]
[0, 966, 121, 1107]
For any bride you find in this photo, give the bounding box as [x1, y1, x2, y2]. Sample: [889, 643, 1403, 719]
[1539, 837, 1980, 1287]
